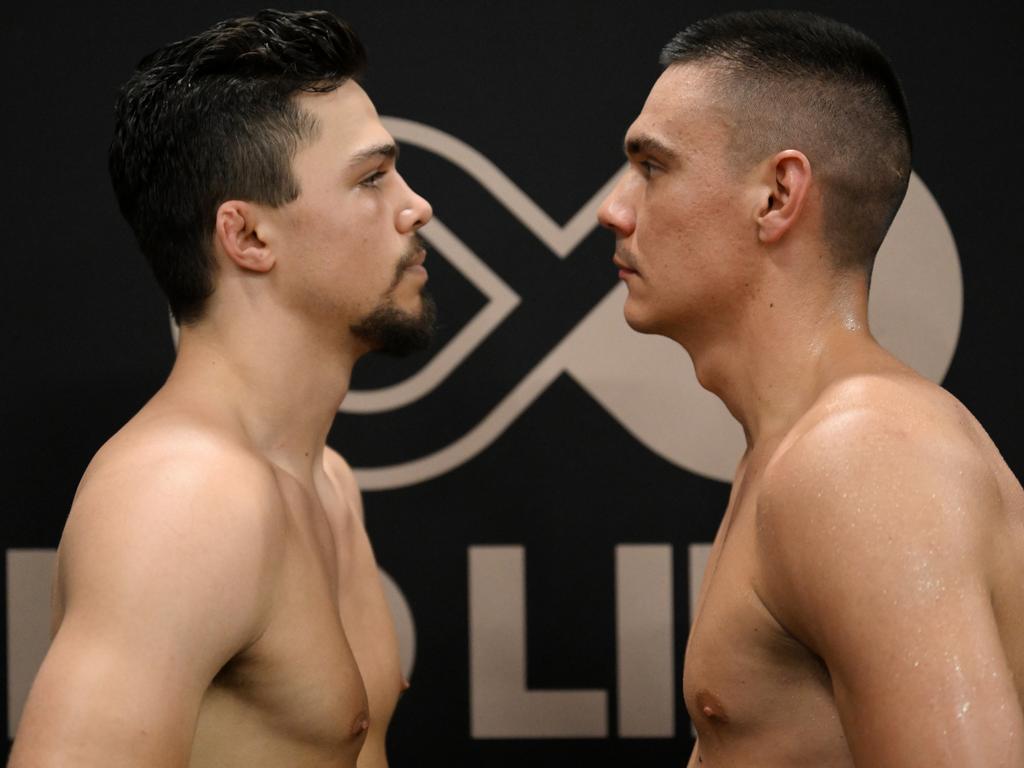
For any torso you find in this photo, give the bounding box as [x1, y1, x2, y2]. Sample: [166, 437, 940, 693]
[683, 373, 1024, 767]
[52, 410, 402, 768]
[188, 456, 403, 768]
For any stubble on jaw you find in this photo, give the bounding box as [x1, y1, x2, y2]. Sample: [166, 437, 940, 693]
[349, 234, 437, 357]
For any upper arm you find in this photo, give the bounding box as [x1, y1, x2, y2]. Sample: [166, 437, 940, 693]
[758, 411, 1024, 767]
[10, 444, 284, 767]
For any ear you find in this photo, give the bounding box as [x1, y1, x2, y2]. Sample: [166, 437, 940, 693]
[213, 200, 275, 273]
[755, 150, 812, 245]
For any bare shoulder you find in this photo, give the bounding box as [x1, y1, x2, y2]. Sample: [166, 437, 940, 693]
[794, 372, 989, 446]
[322, 445, 364, 523]
[753, 381, 1024, 764]
[11, 416, 295, 765]
[59, 417, 288, 651]
[763, 372, 1001, 514]
[756, 373, 1005, 637]
[69, 416, 287, 546]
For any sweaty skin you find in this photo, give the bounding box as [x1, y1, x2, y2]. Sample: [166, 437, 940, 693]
[600, 63, 1024, 768]
[10, 80, 431, 768]
[683, 363, 1024, 768]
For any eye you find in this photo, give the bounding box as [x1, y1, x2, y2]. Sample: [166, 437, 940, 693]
[638, 159, 661, 178]
[360, 169, 387, 188]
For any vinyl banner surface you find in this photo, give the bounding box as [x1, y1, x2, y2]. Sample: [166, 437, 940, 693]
[3, 2, 1021, 764]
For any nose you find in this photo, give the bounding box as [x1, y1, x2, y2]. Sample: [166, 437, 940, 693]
[396, 174, 433, 233]
[597, 174, 635, 237]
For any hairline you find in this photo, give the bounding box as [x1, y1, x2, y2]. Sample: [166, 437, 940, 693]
[666, 59, 904, 267]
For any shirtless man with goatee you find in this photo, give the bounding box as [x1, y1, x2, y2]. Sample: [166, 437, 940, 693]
[599, 10, 1024, 767]
[10, 10, 433, 767]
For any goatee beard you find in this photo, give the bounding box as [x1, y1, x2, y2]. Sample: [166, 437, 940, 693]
[350, 292, 437, 357]
[349, 234, 437, 357]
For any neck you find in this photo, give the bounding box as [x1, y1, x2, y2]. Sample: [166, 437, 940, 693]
[164, 302, 363, 477]
[676, 266, 889, 448]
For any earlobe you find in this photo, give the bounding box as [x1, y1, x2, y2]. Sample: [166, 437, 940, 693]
[215, 201, 275, 273]
[756, 150, 811, 244]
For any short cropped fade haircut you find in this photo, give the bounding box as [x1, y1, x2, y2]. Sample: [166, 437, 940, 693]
[661, 10, 912, 272]
[109, 9, 367, 324]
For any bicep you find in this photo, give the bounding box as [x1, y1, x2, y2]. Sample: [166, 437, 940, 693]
[11, 616, 207, 766]
[11, 457, 280, 765]
[760, 416, 1024, 766]
[824, 582, 1024, 766]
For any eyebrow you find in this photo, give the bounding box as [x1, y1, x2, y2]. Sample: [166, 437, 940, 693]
[348, 142, 399, 166]
[624, 135, 678, 162]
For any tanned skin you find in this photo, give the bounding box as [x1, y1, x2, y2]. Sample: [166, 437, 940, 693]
[599, 63, 1024, 767]
[10, 81, 432, 768]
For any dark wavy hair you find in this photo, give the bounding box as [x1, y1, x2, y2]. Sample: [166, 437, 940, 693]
[109, 9, 367, 324]
[661, 10, 912, 272]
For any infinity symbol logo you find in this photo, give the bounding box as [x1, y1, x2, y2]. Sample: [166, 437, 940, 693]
[170, 120, 962, 489]
[341, 120, 963, 490]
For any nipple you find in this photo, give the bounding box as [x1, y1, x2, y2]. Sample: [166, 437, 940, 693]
[351, 713, 371, 737]
[695, 689, 729, 724]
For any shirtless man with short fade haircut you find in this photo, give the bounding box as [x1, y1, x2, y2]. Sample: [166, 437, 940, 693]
[10, 9, 433, 767]
[598, 10, 1024, 767]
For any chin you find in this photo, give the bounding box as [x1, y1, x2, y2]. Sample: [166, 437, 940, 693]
[394, 286, 425, 311]
[622, 301, 661, 336]
[406, 293, 426, 313]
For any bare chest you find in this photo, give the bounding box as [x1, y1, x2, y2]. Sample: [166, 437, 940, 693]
[191, 476, 402, 764]
[684, 487, 850, 765]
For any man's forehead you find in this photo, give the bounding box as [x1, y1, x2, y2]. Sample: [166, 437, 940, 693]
[628, 64, 733, 151]
[295, 80, 392, 155]
[644, 63, 721, 117]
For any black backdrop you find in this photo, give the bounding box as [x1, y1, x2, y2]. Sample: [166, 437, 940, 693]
[2, 0, 1022, 764]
